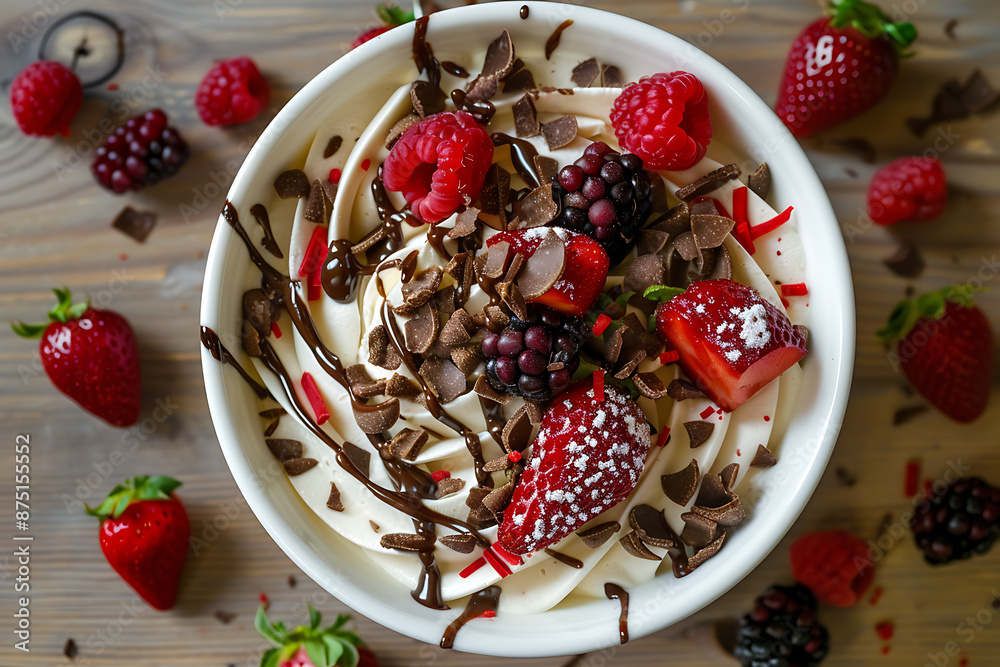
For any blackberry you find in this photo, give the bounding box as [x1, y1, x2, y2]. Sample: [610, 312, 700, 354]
[482, 306, 584, 401]
[551, 141, 653, 266]
[733, 584, 829, 667]
[911, 477, 1000, 565]
[92, 109, 189, 194]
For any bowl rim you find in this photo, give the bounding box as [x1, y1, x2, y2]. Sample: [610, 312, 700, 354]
[200, 0, 855, 656]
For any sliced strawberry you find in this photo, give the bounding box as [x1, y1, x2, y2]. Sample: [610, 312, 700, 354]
[486, 228, 609, 317]
[498, 380, 651, 555]
[655, 279, 807, 412]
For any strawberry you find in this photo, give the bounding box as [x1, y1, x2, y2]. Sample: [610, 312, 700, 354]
[351, 4, 414, 50]
[256, 604, 379, 667]
[498, 380, 651, 555]
[775, 0, 917, 137]
[654, 279, 807, 412]
[486, 228, 610, 317]
[878, 286, 992, 423]
[12, 288, 141, 426]
[86, 476, 190, 610]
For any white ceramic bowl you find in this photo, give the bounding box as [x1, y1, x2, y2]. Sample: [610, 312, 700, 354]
[200, 1, 854, 657]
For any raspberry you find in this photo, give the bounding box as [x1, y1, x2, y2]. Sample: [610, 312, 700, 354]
[352, 26, 392, 49]
[91, 109, 189, 194]
[195, 56, 270, 126]
[911, 477, 1000, 565]
[867, 156, 947, 225]
[733, 584, 829, 667]
[610, 71, 713, 171]
[10, 61, 83, 137]
[382, 110, 494, 224]
[551, 141, 653, 266]
[789, 530, 874, 607]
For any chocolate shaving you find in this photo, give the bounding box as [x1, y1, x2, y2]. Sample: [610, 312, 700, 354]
[473, 375, 512, 404]
[720, 462, 739, 490]
[323, 135, 343, 159]
[518, 183, 559, 227]
[835, 467, 857, 487]
[503, 67, 536, 93]
[484, 455, 513, 473]
[673, 231, 701, 262]
[326, 482, 344, 511]
[691, 497, 745, 527]
[680, 512, 718, 549]
[744, 444, 776, 468]
[635, 229, 670, 256]
[601, 65, 623, 87]
[517, 230, 566, 299]
[411, 80, 446, 118]
[274, 169, 311, 199]
[577, 521, 621, 548]
[541, 115, 578, 150]
[388, 428, 429, 460]
[498, 280, 529, 321]
[439, 534, 477, 554]
[533, 155, 559, 184]
[420, 358, 467, 403]
[687, 530, 727, 570]
[708, 245, 733, 281]
[482, 482, 515, 520]
[266, 438, 302, 462]
[64, 638, 78, 660]
[503, 252, 525, 284]
[502, 404, 534, 452]
[514, 94, 540, 138]
[748, 163, 771, 200]
[242, 320, 261, 357]
[448, 207, 480, 239]
[112, 206, 157, 243]
[613, 348, 645, 379]
[620, 530, 662, 560]
[684, 421, 714, 448]
[346, 364, 385, 397]
[435, 477, 466, 498]
[352, 397, 400, 434]
[479, 164, 511, 219]
[653, 201, 691, 236]
[439, 313, 472, 347]
[444, 252, 467, 280]
[629, 504, 678, 549]
[675, 163, 741, 201]
[402, 266, 444, 307]
[380, 533, 434, 552]
[385, 113, 420, 149]
[908, 70, 1000, 136]
[695, 473, 732, 509]
[404, 302, 439, 354]
[691, 214, 735, 250]
[571, 58, 601, 87]
[894, 404, 930, 426]
[369, 520, 380, 532]
[883, 241, 925, 278]
[961, 69, 1000, 112]
[243, 288, 275, 337]
[259, 407, 286, 419]
[483, 240, 510, 279]
[944, 18, 958, 39]
[623, 254, 665, 294]
[213, 610, 236, 625]
[465, 74, 499, 103]
[283, 458, 319, 476]
[661, 459, 699, 506]
[451, 346, 480, 376]
[385, 372, 420, 397]
[483, 29, 515, 78]
[667, 379, 706, 402]
[264, 418, 280, 436]
[633, 371, 669, 399]
[304, 179, 331, 224]
[342, 441, 371, 478]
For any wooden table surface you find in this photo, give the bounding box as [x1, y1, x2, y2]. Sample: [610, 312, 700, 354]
[1, 0, 998, 665]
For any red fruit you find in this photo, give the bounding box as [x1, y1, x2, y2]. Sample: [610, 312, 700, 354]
[10, 60, 82, 137]
[775, 0, 917, 137]
[86, 476, 190, 610]
[12, 288, 141, 426]
[789, 530, 874, 607]
[486, 228, 610, 317]
[498, 381, 651, 555]
[351, 5, 414, 50]
[609, 71, 713, 171]
[195, 56, 270, 126]
[92, 109, 190, 193]
[867, 156, 947, 225]
[654, 279, 807, 412]
[383, 111, 494, 223]
[256, 604, 379, 667]
[352, 26, 392, 49]
[878, 286, 991, 423]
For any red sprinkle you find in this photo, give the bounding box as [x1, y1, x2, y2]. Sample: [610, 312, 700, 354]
[592, 313, 612, 336]
[732, 186, 748, 224]
[749, 205, 793, 240]
[298, 225, 327, 278]
[780, 296, 790, 309]
[482, 548, 512, 578]
[881, 646, 891, 655]
[869, 587, 883, 606]
[479, 609, 496, 619]
[492, 543, 523, 567]
[270, 321, 282, 339]
[119, 253, 128, 261]
[700, 405, 715, 420]
[733, 220, 756, 255]
[259, 593, 270, 608]
[875, 621, 894, 641]
[361, 158, 371, 171]
[507, 451, 522, 463]
[904, 460, 921, 498]
[107, 82, 119, 91]
[763, 415, 771, 422]
[593, 369, 605, 402]
[459, 557, 486, 579]
[736, 448, 741, 457]
[431, 470, 451, 482]
[301, 372, 330, 425]
[780, 283, 809, 297]
[328, 168, 342, 184]
[656, 426, 671, 448]
[659, 350, 679, 365]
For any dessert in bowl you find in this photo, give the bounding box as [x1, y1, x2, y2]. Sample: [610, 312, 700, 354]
[199, 1, 854, 656]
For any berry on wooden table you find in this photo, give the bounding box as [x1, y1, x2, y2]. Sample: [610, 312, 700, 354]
[789, 530, 874, 607]
[10, 60, 83, 137]
[733, 584, 829, 667]
[911, 477, 1000, 565]
[256, 604, 380, 667]
[91, 109, 189, 193]
[195, 56, 270, 126]
[867, 156, 947, 225]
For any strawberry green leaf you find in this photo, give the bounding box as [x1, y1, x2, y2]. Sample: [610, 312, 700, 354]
[376, 3, 414, 26]
[304, 638, 326, 667]
[877, 285, 982, 343]
[827, 0, 917, 55]
[255, 607, 285, 645]
[308, 604, 322, 631]
[643, 285, 685, 303]
[259, 648, 280, 667]
[614, 290, 635, 310]
[571, 360, 602, 382]
[10, 321, 47, 339]
[44, 287, 90, 324]
[335, 642, 357, 667]
[325, 614, 350, 633]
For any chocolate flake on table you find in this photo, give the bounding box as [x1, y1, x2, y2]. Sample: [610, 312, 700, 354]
[684, 420, 714, 448]
[385, 372, 420, 398]
[502, 404, 534, 452]
[352, 397, 400, 434]
[687, 530, 727, 570]
[283, 457, 319, 476]
[242, 320, 261, 357]
[908, 69, 1000, 136]
[263, 418, 280, 436]
[304, 179, 331, 224]
[541, 115, 578, 150]
[287, 575, 297, 587]
[368, 324, 403, 370]
[675, 163, 742, 201]
[517, 230, 566, 299]
[748, 163, 771, 200]
[633, 372, 669, 400]
[601, 65, 623, 87]
[828, 137, 876, 163]
[691, 213, 735, 251]
[883, 240, 925, 278]
[326, 482, 345, 511]
[519, 183, 559, 228]
[447, 207, 480, 240]
[64, 638, 78, 660]
[623, 254, 665, 294]
[691, 496, 745, 527]
[439, 533, 477, 554]
[215, 609, 236, 624]
[112, 206, 157, 243]
[381, 533, 434, 552]
[661, 459, 699, 506]
[577, 521, 622, 548]
[323, 135, 343, 159]
[339, 441, 371, 479]
[834, 466, 856, 487]
[503, 67, 536, 93]
[720, 462, 739, 490]
[620, 529, 662, 560]
[420, 358, 467, 403]
[629, 504, 679, 549]
[571, 58, 601, 87]
[944, 18, 958, 38]
[389, 427, 429, 460]
[435, 477, 466, 499]
[266, 438, 303, 462]
[696, 472, 732, 509]
[411, 80, 447, 118]
[680, 512, 718, 549]
[274, 169, 311, 199]
[667, 379, 706, 402]
[893, 404, 930, 426]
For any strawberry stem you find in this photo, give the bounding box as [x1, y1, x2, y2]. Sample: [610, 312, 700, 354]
[85, 476, 182, 522]
[827, 0, 918, 54]
[11, 287, 89, 339]
[256, 605, 364, 667]
[877, 284, 983, 343]
[376, 3, 414, 26]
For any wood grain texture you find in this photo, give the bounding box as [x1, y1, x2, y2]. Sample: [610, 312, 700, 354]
[0, 0, 998, 665]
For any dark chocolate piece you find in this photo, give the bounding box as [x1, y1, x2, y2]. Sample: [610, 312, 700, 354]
[629, 504, 678, 549]
[342, 441, 371, 478]
[274, 169, 311, 199]
[893, 404, 930, 426]
[661, 459, 699, 506]
[667, 379, 706, 402]
[517, 230, 566, 299]
[633, 372, 669, 400]
[439, 534, 477, 554]
[577, 521, 621, 548]
[691, 214, 735, 250]
[695, 473, 732, 509]
[385, 372, 420, 397]
[680, 512, 717, 548]
[323, 135, 343, 159]
[623, 254, 665, 295]
[620, 530, 661, 560]
[686, 530, 727, 570]
[368, 324, 402, 370]
[828, 137, 876, 163]
[303, 179, 331, 224]
[541, 115, 578, 150]
[503, 67, 536, 93]
[380, 533, 434, 552]
[571, 58, 601, 87]
[448, 207, 480, 239]
[749, 444, 777, 468]
[352, 398, 400, 434]
[684, 420, 714, 448]
[266, 438, 302, 462]
[389, 428, 429, 460]
[420, 358, 467, 403]
[385, 113, 420, 149]
[435, 477, 465, 499]
[600, 64, 623, 87]
[691, 497, 745, 527]
[112, 206, 157, 243]
[720, 462, 739, 490]
[501, 404, 534, 453]
[283, 458, 319, 476]
[411, 80, 447, 118]
[326, 482, 344, 511]
[747, 163, 771, 200]
[883, 241, 925, 278]
[674, 163, 741, 201]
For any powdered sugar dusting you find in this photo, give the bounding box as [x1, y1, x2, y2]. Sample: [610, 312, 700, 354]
[738, 303, 770, 349]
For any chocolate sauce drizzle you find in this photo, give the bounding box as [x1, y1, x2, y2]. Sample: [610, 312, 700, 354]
[544, 548, 584, 569]
[491, 133, 542, 189]
[441, 61, 469, 78]
[440, 585, 502, 649]
[603, 582, 630, 644]
[451, 88, 497, 125]
[519, 5, 529, 19]
[545, 19, 574, 60]
[199, 326, 269, 399]
[250, 203, 283, 258]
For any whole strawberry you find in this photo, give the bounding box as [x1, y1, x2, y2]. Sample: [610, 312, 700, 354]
[12, 288, 141, 426]
[775, 0, 917, 137]
[256, 605, 379, 667]
[351, 4, 414, 50]
[86, 476, 190, 610]
[878, 286, 992, 423]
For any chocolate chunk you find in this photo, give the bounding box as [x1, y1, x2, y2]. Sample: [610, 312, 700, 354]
[720, 462, 739, 490]
[385, 372, 420, 398]
[402, 266, 443, 307]
[829, 137, 876, 163]
[483, 482, 515, 520]
[322, 180, 338, 203]
[635, 229, 670, 256]
[484, 240, 510, 280]
[661, 459, 699, 506]
[439, 315, 472, 348]
[466, 74, 499, 103]
[577, 521, 622, 548]
[684, 421, 714, 448]
[323, 135, 343, 159]
[345, 364, 385, 398]
[504, 67, 536, 93]
[304, 179, 331, 224]
[498, 279, 529, 322]
[633, 371, 669, 399]
[667, 379, 706, 402]
[541, 115, 578, 150]
[691, 497, 745, 527]
[352, 398, 399, 435]
[439, 534, 477, 554]
[613, 348, 645, 380]
[479, 163, 512, 219]
[342, 441, 372, 477]
[601, 65, 623, 87]
[960, 69, 1000, 113]
[447, 207, 480, 240]
[675, 163, 741, 201]
[266, 438, 303, 462]
[691, 214, 735, 250]
[389, 428, 429, 460]
[466, 487, 498, 529]
[620, 530, 662, 560]
[263, 418, 280, 436]
[483, 30, 515, 78]
[629, 504, 679, 549]
[672, 232, 701, 262]
[484, 455, 513, 473]
[473, 375, 512, 404]
[687, 530, 727, 570]
[623, 254, 665, 294]
[834, 466, 856, 487]
[274, 169, 311, 199]
[444, 252, 467, 281]
[883, 240, 925, 278]
[707, 245, 733, 281]
[518, 230, 566, 299]
[519, 183, 559, 228]
[112, 206, 157, 243]
[63, 638, 80, 660]
[944, 17, 958, 38]
[571, 58, 601, 87]
[259, 407, 286, 419]
[385, 113, 420, 149]
[696, 473, 732, 509]
[411, 80, 446, 118]
[502, 404, 534, 452]
[381, 533, 433, 552]
[749, 444, 777, 468]
[435, 477, 466, 499]
[326, 482, 344, 511]
[514, 94, 540, 138]
[503, 252, 525, 284]
[241, 320, 261, 357]
[243, 288, 274, 337]
[893, 404, 929, 426]
[287, 575, 297, 587]
[451, 346, 480, 377]
[420, 358, 467, 403]
[283, 458, 319, 476]
[680, 512, 717, 548]
[653, 201, 691, 237]
[533, 155, 559, 184]
[404, 302, 439, 355]
[748, 163, 771, 200]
